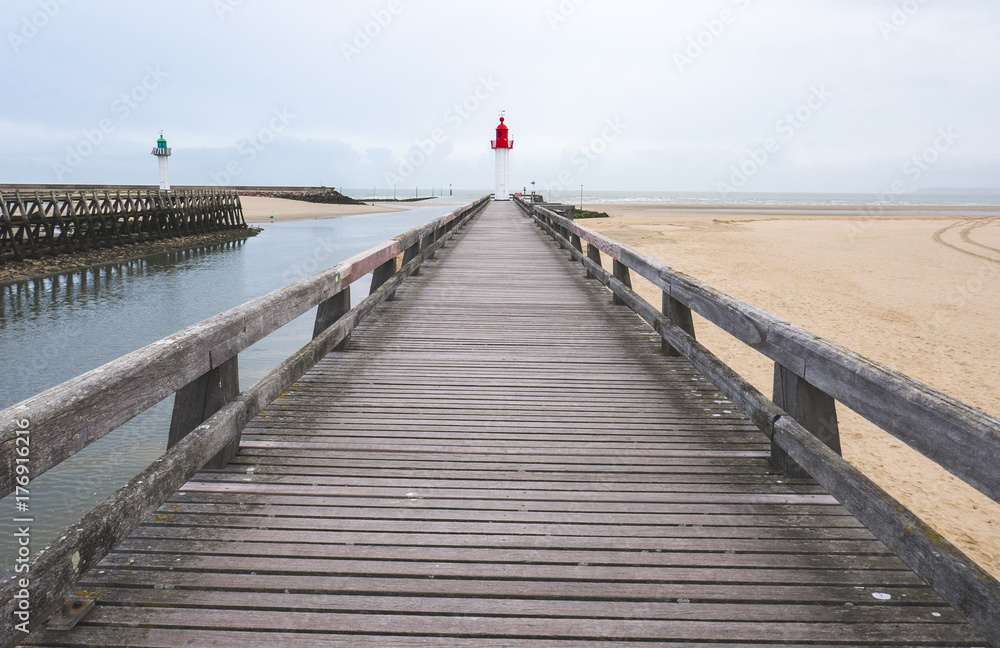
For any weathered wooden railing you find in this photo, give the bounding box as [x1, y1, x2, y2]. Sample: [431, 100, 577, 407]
[0, 195, 490, 646]
[0, 188, 246, 265]
[514, 194, 1000, 647]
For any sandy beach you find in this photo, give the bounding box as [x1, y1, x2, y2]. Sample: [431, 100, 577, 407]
[240, 196, 402, 223]
[585, 203, 1000, 577]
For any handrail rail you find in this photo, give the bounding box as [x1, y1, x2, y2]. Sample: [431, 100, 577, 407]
[515, 195, 1000, 646]
[517, 196, 1000, 504]
[0, 196, 490, 645]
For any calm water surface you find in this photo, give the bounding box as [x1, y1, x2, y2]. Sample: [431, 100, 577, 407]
[0, 201, 461, 570]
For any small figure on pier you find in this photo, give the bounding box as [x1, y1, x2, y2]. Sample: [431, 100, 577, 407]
[151, 131, 172, 192]
[491, 111, 512, 201]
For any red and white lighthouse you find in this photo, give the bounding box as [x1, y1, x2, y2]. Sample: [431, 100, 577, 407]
[491, 113, 513, 201]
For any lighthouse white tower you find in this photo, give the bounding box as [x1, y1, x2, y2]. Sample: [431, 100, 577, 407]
[491, 113, 512, 201]
[151, 132, 172, 191]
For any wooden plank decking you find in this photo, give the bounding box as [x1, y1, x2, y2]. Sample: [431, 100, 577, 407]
[25, 201, 987, 646]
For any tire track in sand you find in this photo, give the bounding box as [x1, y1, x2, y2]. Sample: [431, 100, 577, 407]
[932, 217, 1000, 263]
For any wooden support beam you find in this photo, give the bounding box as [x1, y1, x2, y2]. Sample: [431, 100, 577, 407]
[0, 196, 23, 262]
[370, 257, 397, 301]
[422, 232, 436, 259]
[771, 363, 842, 478]
[402, 241, 420, 276]
[14, 192, 39, 257]
[167, 355, 240, 468]
[612, 259, 631, 306]
[586, 243, 602, 280]
[313, 286, 351, 350]
[661, 291, 696, 357]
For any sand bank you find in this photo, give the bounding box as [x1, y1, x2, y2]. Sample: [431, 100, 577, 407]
[241, 196, 402, 223]
[585, 203, 1000, 577]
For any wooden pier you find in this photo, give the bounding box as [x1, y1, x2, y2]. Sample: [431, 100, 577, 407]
[2, 198, 999, 646]
[0, 187, 245, 265]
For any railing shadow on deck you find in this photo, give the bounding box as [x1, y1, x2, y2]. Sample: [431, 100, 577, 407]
[513, 194, 1000, 647]
[0, 196, 490, 646]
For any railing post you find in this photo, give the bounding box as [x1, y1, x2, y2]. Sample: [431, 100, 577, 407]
[402, 241, 420, 276]
[370, 257, 397, 300]
[612, 259, 632, 306]
[314, 286, 351, 350]
[422, 231, 436, 259]
[168, 354, 240, 468]
[771, 363, 842, 478]
[661, 291, 696, 357]
[586, 244, 602, 280]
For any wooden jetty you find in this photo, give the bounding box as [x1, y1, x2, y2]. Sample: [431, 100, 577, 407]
[2, 197, 999, 646]
[0, 187, 245, 265]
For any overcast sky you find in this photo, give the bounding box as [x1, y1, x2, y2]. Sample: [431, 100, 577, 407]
[1, 1, 998, 196]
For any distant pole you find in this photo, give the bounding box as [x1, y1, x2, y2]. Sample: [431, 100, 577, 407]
[393, 185, 396, 200]
[450, 184, 452, 196]
[580, 185, 584, 211]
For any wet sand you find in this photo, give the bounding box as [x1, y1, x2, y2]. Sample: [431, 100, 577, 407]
[240, 196, 401, 223]
[584, 203, 1000, 577]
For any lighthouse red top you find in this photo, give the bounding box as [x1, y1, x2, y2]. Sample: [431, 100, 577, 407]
[491, 116, 513, 150]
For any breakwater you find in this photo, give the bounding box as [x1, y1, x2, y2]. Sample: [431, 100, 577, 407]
[0, 187, 245, 266]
